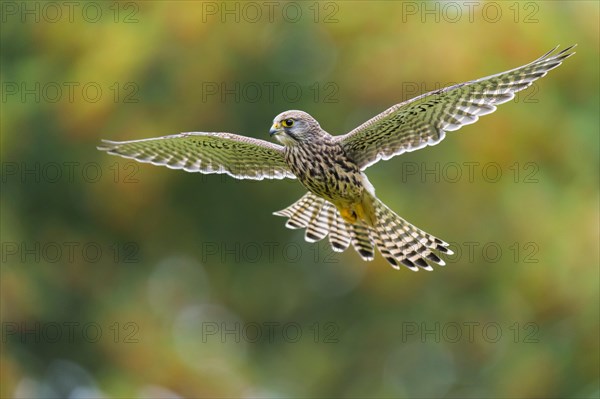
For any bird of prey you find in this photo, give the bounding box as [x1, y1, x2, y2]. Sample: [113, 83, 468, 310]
[98, 45, 575, 271]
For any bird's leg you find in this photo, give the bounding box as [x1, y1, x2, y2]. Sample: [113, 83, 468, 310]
[338, 202, 376, 227]
[339, 207, 358, 224]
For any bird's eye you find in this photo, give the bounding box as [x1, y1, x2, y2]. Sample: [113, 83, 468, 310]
[282, 119, 294, 127]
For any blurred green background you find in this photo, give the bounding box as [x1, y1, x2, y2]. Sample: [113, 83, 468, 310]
[1, 1, 598, 398]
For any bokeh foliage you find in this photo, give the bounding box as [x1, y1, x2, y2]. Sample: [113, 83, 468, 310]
[1, 1, 598, 398]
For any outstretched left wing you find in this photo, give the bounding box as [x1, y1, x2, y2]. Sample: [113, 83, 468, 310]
[98, 132, 296, 180]
[336, 45, 576, 170]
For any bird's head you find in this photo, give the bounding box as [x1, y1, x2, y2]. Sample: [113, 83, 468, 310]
[269, 110, 323, 145]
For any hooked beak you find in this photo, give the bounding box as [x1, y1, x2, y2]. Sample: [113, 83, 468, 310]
[269, 122, 281, 136]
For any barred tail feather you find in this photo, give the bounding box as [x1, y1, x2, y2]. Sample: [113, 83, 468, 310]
[349, 223, 375, 261]
[274, 192, 319, 229]
[274, 192, 352, 252]
[304, 200, 328, 242]
[274, 193, 374, 258]
[370, 195, 452, 271]
[328, 207, 351, 252]
[274, 192, 451, 270]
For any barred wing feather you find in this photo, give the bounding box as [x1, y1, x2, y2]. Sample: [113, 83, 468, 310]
[337, 45, 576, 169]
[98, 132, 295, 180]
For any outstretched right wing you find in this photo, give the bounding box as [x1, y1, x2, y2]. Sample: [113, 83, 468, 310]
[98, 132, 296, 180]
[336, 45, 576, 170]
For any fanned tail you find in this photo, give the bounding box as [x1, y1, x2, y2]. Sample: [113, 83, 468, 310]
[369, 195, 452, 270]
[273, 192, 353, 253]
[274, 192, 451, 270]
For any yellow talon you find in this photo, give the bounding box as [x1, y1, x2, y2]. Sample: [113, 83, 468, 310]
[339, 207, 357, 224]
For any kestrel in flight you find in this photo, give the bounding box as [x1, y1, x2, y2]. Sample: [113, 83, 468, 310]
[98, 45, 575, 270]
